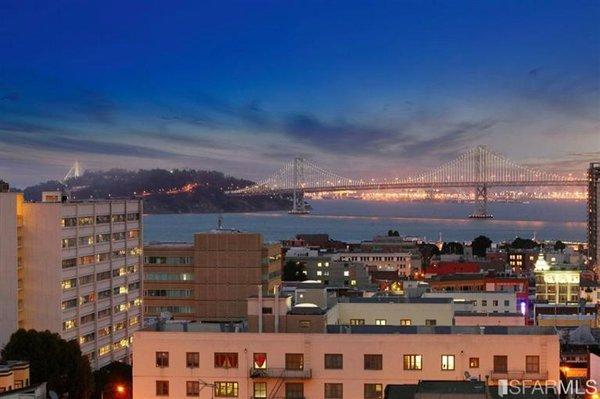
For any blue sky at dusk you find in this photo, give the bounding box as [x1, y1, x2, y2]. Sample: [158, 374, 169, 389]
[0, 1, 598, 186]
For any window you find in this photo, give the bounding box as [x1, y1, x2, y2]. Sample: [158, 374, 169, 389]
[186, 381, 200, 397]
[253, 382, 267, 398]
[526, 355, 540, 373]
[79, 274, 94, 285]
[112, 214, 126, 223]
[186, 352, 199, 368]
[61, 217, 77, 227]
[400, 319, 412, 326]
[214, 382, 238, 397]
[156, 352, 169, 368]
[62, 298, 77, 310]
[80, 313, 95, 325]
[285, 383, 304, 399]
[425, 319, 437, 326]
[78, 235, 94, 246]
[481, 300, 487, 306]
[299, 320, 312, 328]
[350, 319, 365, 325]
[156, 381, 169, 396]
[96, 233, 111, 243]
[62, 319, 77, 331]
[285, 353, 304, 370]
[61, 278, 77, 290]
[78, 216, 94, 226]
[469, 357, 480, 368]
[96, 215, 110, 224]
[62, 238, 76, 249]
[403, 354, 422, 370]
[441, 355, 455, 370]
[324, 353, 343, 369]
[253, 353, 267, 369]
[214, 353, 238, 368]
[80, 332, 95, 345]
[493, 300, 499, 306]
[62, 258, 77, 269]
[504, 300, 510, 306]
[79, 255, 95, 265]
[494, 355, 508, 373]
[364, 354, 382, 370]
[325, 383, 343, 399]
[375, 319, 386, 325]
[364, 384, 383, 399]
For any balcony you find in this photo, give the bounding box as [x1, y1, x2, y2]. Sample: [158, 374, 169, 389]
[249, 367, 312, 379]
[489, 370, 549, 381]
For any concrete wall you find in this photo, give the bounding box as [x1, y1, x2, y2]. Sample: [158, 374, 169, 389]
[132, 330, 560, 399]
[422, 291, 518, 314]
[0, 193, 19, 346]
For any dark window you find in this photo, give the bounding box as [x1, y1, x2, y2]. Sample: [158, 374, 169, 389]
[364, 384, 383, 399]
[526, 355, 540, 373]
[156, 380, 169, 396]
[156, 352, 169, 368]
[262, 307, 273, 314]
[324, 353, 343, 369]
[186, 352, 199, 368]
[285, 383, 304, 399]
[364, 354, 382, 370]
[186, 381, 199, 396]
[494, 355, 508, 373]
[285, 353, 304, 370]
[214, 353, 238, 368]
[325, 383, 343, 399]
[350, 319, 365, 325]
[425, 319, 437, 326]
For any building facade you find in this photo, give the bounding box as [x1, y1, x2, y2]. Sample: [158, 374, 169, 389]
[144, 231, 282, 322]
[334, 252, 421, 277]
[132, 325, 560, 399]
[0, 191, 144, 369]
[589, 162, 600, 271]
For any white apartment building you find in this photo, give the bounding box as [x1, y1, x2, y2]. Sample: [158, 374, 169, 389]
[421, 291, 518, 314]
[333, 252, 421, 277]
[0, 190, 143, 369]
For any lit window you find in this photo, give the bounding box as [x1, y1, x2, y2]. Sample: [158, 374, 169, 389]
[317, 270, 322, 276]
[400, 319, 412, 326]
[186, 381, 200, 397]
[253, 353, 267, 369]
[375, 319, 386, 325]
[364, 384, 382, 399]
[441, 354, 455, 370]
[214, 382, 238, 397]
[469, 357, 480, 368]
[253, 382, 267, 398]
[156, 352, 169, 368]
[403, 354, 422, 370]
[343, 270, 350, 276]
[350, 280, 356, 286]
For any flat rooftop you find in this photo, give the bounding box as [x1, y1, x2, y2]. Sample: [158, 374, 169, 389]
[341, 297, 452, 304]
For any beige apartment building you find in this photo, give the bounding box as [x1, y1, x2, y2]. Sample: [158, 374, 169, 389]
[143, 231, 282, 321]
[0, 189, 143, 369]
[132, 324, 560, 399]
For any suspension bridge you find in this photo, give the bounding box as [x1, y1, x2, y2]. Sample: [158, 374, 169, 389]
[227, 146, 587, 218]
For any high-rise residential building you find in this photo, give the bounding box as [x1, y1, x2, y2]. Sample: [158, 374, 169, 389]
[0, 189, 143, 369]
[143, 230, 282, 321]
[589, 162, 600, 271]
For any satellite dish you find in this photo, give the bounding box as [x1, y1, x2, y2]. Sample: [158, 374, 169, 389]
[49, 391, 59, 399]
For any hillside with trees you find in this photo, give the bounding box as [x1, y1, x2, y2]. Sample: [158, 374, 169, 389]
[23, 169, 291, 214]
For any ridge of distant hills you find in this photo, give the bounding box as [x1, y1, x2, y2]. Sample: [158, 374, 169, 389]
[22, 169, 291, 214]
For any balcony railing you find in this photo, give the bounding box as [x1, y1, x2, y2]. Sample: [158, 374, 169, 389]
[249, 367, 312, 379]
[489, 370, 549, 381]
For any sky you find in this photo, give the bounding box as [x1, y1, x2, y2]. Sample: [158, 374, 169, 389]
[0, 1, 599, 187]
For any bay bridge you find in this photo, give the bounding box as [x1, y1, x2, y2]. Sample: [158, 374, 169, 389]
[227, 146, 587, 218]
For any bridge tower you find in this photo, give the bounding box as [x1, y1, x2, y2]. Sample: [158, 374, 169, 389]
[290, 157, 309, 214]
[469, 146, 493, 219]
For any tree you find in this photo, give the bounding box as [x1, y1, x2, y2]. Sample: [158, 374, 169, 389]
[282, 260, 307, 281]
[511, 237, 539, 249]
[418, 243, 441, 269]
[472, 235, 492, 258]
[387, 230, 400, 237]
[441, 242, 464, 255]
[1, 329, 93, 398]
[93, 362, 132, 399]
[554, 240, 566, 252]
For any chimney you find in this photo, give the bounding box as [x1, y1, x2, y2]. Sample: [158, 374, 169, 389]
[0, 180, 8, 192]
[274, 285, 280, 333]
[258, 285, 263, 333]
